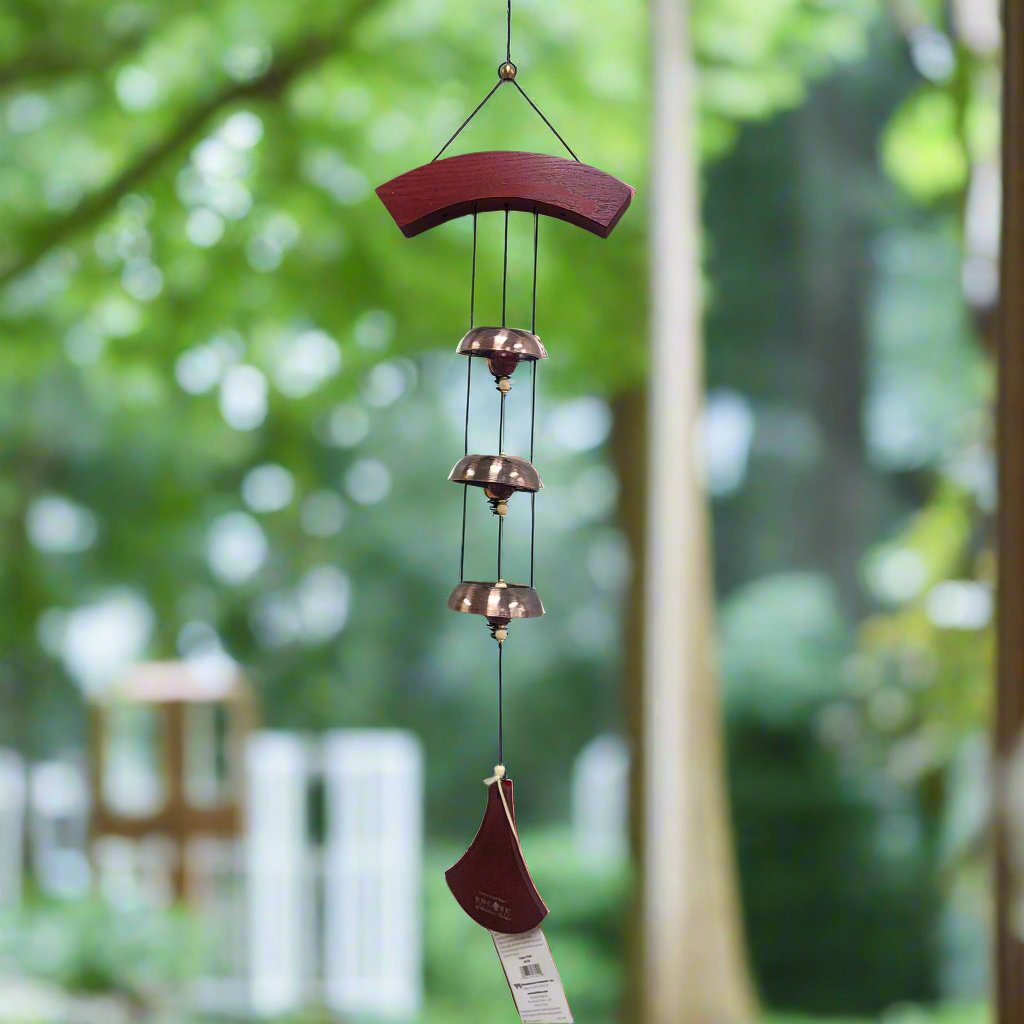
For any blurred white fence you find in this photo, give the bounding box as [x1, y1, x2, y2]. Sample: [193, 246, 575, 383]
[0, 750, 26, 908]
[30, 760, 91, 897]
[0, 729, 423, 1021]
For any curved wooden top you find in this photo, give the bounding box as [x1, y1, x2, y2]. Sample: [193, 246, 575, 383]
[376, 151, 635, 239]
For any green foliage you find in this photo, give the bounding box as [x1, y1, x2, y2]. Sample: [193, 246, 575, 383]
[721, 574, 943, 1013]
[424, 829, 627, 1024]
[0, 896, 207, 999]
[878, 5, 1000, 206]
[882, 89, 968, 203]
[721, 573, 850, 725]
[853, 484, 993, 806]
[694, 0, 874, 156]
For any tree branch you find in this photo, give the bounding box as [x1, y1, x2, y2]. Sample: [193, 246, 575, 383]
[0, 51, 76, 89]
[0, 0, 376, 289]
[0, 30, 148, 91]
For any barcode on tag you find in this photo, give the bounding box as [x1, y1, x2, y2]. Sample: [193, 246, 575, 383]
[491, 927, 573, 1024]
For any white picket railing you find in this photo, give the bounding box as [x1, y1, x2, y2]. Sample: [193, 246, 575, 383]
[323, 730, 423, 1020]
[29, 760, 91, 898]
[245, 731, 311, 1016]
[0, 749, 25, 908]
[3, 730, 622, 1017]
[0, 730, 424, 1021]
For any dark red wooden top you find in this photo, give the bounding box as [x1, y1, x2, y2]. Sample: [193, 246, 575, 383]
[445, 778, 548, 934]
[376, 151, 635, 239]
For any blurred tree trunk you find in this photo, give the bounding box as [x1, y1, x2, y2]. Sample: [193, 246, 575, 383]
[618, 1, 757, 1021]
[794, 80, 874, 620]
[996, 0, 1024, 1018]
[609, 385, 647, 1023]
[789, 35, 916, 619]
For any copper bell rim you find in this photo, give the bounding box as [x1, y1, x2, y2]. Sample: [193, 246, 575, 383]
[448, 454, 543, 493]
[456, 327, 549, 362]
[447, 581, 545, 620]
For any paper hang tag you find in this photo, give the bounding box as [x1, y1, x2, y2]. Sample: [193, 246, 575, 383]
[490, 927, 574, 1024]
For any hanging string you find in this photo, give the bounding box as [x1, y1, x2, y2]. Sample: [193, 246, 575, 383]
[501, 206, 509, 326]
[511, 81, 580, 162]
[529, 212, 539, 588]
[496, 213, 507, 574]
[530, 210, 539, 334]
[469, 208, 478, 333]
[498, 205, 509, 460]
[458, 212, 478, 582]
[497, 516, 504, 579]
[432, 80, 502, 162]
[495, 202, 512, 766]
[466, 210, 478, 457]
[429, 0, 580, 165]
[529, 382, 537, 588]
[497, 642, 504, 766]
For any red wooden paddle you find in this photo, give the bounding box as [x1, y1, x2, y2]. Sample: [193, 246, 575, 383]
[445, 776, 548, 934]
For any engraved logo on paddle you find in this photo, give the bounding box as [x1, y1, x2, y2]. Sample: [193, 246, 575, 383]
[475, 891, 513, 921]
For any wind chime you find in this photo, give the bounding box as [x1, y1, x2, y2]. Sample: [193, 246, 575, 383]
[376, 3, 633, 1018]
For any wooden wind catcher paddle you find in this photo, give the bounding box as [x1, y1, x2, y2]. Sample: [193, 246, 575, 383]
[376, 0, 633, 951]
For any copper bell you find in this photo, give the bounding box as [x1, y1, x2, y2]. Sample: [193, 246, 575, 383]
[456, 327, 548, 391]
[447, 579, 545, 642]
[449, 453, 542, 516]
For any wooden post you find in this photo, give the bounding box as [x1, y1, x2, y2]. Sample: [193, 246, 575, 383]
[89, 663, 254, 905]
[643, 1, 756, 1021]
[996, 0, 1024, 1018]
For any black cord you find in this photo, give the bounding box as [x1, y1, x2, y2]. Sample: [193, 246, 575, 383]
[429, 0, 581, 167]
[496, 202, 510, 764]
[501, 206, 509, 326]
[498, 390, 506, 452]
[432, 80, 502, 162]
[470, 209, 478, 331]
[459, 356, 471, 581]
[530, 211, 538, 334]
[512, 80, 580, 162]
[529, 213, 538, 588]
[529, 496, 536, 587]
[458, 214, 478, 582]
[497, 514, 504, 580]
[460, 487, 469, 582]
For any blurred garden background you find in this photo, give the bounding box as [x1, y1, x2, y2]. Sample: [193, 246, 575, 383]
[0, 0, 1002, 1022]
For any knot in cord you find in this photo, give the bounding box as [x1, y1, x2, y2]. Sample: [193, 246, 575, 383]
[485, 764, 507, 785]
